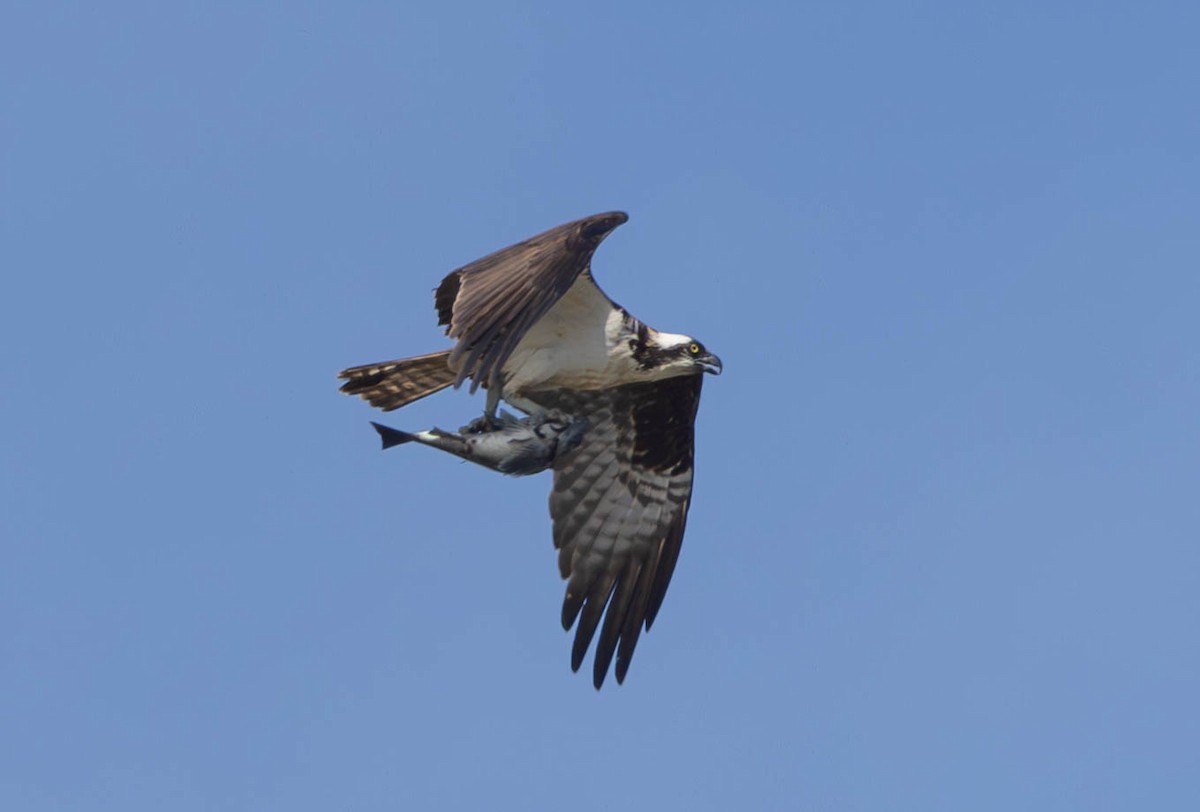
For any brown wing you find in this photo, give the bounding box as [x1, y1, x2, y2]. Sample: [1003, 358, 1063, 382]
[539, 374, 703, 688]
[435, 211, 628, 392]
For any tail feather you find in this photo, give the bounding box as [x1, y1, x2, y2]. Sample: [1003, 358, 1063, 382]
[338, 350, 456, 411]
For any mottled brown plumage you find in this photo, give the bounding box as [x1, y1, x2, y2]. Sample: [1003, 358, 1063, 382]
[338, 350, 456, 411]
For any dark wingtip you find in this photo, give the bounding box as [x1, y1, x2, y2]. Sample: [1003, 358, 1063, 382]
[434, 269, 462, 328]
[561, 592, 583, 631]
[580, 211, 629, 240]
[614, 659, 629, 685]
[370, 421, 415, 450]
[570, 638, 587, 673]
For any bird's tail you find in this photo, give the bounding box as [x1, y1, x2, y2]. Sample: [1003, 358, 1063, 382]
[338, 350, 456, 411]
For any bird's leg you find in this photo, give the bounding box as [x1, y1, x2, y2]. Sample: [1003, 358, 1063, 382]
[463, 389, 548, 434]
[500, 393, 542, 418]
[462, 387, 505, 434]
[462, 415, 501, 434]
[484, 386, 502, 421]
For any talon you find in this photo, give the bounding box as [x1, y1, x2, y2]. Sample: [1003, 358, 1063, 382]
[462, 413, 502, 434]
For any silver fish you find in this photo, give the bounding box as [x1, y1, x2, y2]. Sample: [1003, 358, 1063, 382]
[370, 410, 588, 476]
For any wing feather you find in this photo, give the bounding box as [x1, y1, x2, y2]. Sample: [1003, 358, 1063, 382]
[592, 558, 642, 686]
[544, 374, 703, 688]
[435, 211, 628, 391]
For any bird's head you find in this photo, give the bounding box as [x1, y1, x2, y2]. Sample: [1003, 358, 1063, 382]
[640, 331, 723, 378]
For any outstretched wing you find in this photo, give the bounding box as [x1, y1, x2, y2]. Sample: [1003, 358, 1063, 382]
[539, 374, 703, 688]
[435, 211, 628, 392]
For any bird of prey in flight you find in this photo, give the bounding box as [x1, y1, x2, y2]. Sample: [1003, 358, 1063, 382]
[339, 211, 722, 688]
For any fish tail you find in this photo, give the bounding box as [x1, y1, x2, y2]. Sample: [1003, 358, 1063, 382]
[370, 422, 418, 450]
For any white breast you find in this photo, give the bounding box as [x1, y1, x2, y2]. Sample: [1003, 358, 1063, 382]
[500, 275, 635, 393]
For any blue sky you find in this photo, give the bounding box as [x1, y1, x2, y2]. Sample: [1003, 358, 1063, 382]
[3, 1, 1198, 809]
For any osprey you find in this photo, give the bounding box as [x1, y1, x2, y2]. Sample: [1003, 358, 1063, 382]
[339, 211, 722, 688]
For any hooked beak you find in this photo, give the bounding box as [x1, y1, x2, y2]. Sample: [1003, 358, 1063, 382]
[699, 352, 723, 375]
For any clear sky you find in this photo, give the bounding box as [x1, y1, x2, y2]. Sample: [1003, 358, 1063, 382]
[3, 2, 1198, 809]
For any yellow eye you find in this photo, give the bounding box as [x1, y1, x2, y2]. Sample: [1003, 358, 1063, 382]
[689, 343, 700, 355]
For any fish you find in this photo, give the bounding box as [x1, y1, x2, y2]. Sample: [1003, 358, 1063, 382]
[370, 409, 588, 476]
